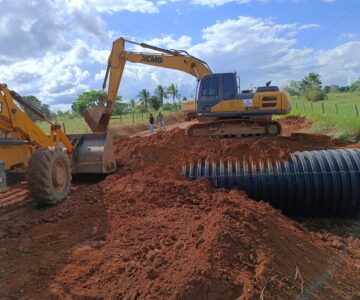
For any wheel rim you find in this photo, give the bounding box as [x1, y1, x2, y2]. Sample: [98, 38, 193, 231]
[267, 124, 279, 135]
[52, 160, 67, 192]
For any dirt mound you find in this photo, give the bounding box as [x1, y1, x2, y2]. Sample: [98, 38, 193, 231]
[279, 115, 312, 136]
[114, 126, 346, 169]
[48, 122, 360, 299]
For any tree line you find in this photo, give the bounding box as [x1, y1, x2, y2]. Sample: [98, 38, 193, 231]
[19, 83, 187, 121]
[20, 75, 360, 121]
[71, 83, 185, 117]
[284, 73, 360, 102]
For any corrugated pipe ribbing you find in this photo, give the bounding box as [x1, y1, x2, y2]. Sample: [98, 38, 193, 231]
[182, 149, 360, 217]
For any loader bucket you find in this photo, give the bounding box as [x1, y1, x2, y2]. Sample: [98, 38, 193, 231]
[68, 133, 116, 174]
[84, 107, 112, 133]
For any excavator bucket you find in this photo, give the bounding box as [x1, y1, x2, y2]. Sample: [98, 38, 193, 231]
[84, 107, 112, 133]
[68, 132, 116, 174]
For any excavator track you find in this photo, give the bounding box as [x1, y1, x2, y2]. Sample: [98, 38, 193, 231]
[186, 119, 282, 138]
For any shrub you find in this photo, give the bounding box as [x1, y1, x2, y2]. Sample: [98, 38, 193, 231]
[304, 88, 327, 102]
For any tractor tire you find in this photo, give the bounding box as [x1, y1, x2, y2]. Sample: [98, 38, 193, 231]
[28, 148, 72, 205]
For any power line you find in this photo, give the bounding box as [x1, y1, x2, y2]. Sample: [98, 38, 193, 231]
[307, 2, 360, 48]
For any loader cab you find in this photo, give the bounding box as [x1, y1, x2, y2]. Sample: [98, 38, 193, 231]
[197, 73, 237, 115]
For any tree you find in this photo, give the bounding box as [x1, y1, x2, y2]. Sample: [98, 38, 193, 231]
[22, 95, 52, 121]
[113, 99, 126, 115]
[149, 96, 162, 111]
[167, 83, 181, 105]
[300, 72, 322, 92]
[283, 81, 301, 97]
[137, 89, 150, 110]
[300, 73, 326, 101]
[323, 86, 330, 93]
[338, 86, 350, 93]
[154, 85, 167, 107]
[329, 84, 339, 93]
[128, 99, 137, 124]
[350, 78, 360, 93]
[72, 90, 122, 115]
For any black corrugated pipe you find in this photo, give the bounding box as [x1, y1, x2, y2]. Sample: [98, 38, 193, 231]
[182, 149, 360, 217]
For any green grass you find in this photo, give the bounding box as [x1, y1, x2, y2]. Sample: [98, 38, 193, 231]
[284, 92, 360, 141]
[37, 110, 176, 134]
[37, 94, 360, 141]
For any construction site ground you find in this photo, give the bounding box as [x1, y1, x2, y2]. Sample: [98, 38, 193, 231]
[1, 116, 360, 299]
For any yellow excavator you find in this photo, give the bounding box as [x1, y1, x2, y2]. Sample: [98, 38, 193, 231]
[85, 37, 291, 137]
[0, 84, 116, 204]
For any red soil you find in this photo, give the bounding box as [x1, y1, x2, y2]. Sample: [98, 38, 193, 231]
[1, 117, 359, 299]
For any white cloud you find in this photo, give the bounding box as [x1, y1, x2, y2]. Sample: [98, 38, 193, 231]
[339, 33, 358, 41]
[133, 35, 192, 51]
[66, 0, 159, 14]
[191, 0, 251, 6]
[5, 39, 92, 103]
[317, 42, 360, 84]
[298, 24, 320, 30]
[1, 1, 359, 111]
[118, 16, 360, 99]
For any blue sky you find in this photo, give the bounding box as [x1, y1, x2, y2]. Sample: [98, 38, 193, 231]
[1, 0, 360, 111]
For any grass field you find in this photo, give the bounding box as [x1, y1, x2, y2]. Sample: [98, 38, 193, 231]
[37, 93, 360, 141]
[37, 110, 178, 134]
[284, 92, 360, 141]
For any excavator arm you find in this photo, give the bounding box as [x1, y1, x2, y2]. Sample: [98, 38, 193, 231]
[84, 37, 212, 132]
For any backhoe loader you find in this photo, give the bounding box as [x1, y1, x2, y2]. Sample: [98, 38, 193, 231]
[0, 84, 116, 204]
[85, 37, 291, 137]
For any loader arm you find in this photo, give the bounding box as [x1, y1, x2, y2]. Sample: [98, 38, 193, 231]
[0, 84, 74, 156]
[84, 37, 212, 132]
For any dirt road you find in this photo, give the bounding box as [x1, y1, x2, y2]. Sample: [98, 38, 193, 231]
[1, 117, 359, 299]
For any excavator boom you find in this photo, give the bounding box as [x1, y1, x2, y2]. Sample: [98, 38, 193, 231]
[84, 37, 212, 132]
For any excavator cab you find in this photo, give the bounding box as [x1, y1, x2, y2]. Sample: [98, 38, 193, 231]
[197, 73, 237, 115]
[196, 73, 290, 118]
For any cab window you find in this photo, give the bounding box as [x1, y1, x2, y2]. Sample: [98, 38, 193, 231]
[201, 77, 219, 96]
[222, 74, 236, 100]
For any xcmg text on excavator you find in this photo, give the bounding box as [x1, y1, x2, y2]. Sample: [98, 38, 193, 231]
[85, 37, 291, 137]
[0, 84, 116, 204]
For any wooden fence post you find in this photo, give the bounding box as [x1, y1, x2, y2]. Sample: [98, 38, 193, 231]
[335, 104, 338, 114]
[321, 103, 325, 113]
[355, 105, 359, 118]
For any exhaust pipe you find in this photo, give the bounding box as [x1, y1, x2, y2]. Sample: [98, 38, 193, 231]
[182, 149, 360, 217]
